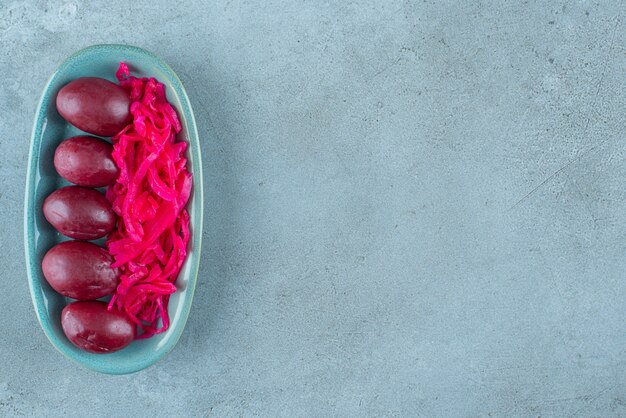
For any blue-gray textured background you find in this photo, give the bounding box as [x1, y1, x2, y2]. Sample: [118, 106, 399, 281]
[1, 1, 625, 416]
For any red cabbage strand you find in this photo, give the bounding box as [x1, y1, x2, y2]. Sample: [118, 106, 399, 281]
[106, 63, 191, 339]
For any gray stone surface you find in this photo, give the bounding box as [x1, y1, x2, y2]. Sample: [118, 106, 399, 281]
[1, 0, 625, 416]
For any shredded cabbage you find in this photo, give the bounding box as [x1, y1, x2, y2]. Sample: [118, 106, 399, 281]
[106, 63, 191, 338]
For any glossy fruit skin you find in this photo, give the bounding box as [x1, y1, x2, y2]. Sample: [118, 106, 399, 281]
[54, 136, 119, 187]
[56, 77, 131, 137]
[43, 186, 115, 240]
[42, 241, 119, 300]
[61, 301, 136, 353]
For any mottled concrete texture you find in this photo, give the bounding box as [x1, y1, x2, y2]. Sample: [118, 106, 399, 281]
[1, 0, 625, 416]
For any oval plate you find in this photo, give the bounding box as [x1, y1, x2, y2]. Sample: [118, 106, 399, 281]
[24, 44, 203, 374]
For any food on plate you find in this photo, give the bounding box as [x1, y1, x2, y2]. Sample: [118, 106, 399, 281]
[43, 186, 115, 240]
[105, 63, 191, 338]
[56, 77, 131, 136]
[61, 301, 136, 353]
[54, 135, 119, 187]
[42, 241, 119, 300]
[42, 63, 192, 353]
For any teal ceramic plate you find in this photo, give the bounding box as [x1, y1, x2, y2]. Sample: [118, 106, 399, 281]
[24, 44, 203, 374]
